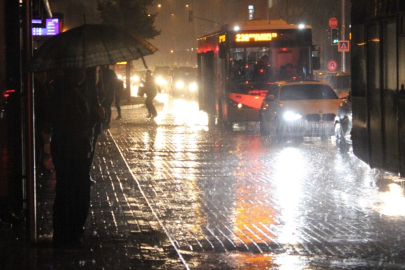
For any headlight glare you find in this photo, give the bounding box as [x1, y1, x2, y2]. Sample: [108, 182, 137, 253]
[156, 76, 167, 85]
[283, 111, 302, 121]
[189, 82, 197, 92]
[175, 81, 185, 89]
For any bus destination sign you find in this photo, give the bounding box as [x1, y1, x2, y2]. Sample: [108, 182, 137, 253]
[235, 33, 278, 42]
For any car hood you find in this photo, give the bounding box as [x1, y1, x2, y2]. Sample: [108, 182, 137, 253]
[280, 99, 341, 115]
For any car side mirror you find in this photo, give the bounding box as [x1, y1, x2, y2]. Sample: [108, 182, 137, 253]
[265, 94, 275, 102]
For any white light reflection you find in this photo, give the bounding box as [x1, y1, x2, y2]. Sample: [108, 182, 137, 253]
[274, 147, 307, 244]
[154, 93, 169, 105]
[169, 98, 208, 129]
[274, 253, 309, 270]
[153, 97, 208, 181]
[373, 183, 405, 216]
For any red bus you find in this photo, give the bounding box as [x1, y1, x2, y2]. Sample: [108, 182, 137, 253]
[197, 19, 320, 128]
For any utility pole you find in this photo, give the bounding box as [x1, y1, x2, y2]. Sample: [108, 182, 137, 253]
[341, 0, 346, 72]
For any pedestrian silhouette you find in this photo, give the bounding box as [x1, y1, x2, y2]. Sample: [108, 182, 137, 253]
[138, 70, 160, 119]
[99, 65, 118, 129]
[115, 79, 124, 120]
[50, 68, 93, 249]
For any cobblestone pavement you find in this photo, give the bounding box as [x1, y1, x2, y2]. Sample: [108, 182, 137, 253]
[105, 96, 405, 269]
[4, 95, 405, 269]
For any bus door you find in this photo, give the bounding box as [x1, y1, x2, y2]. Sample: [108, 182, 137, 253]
[398, 15, 405, 175]
[367, 19, 399, 172]
[197, 51, 217, 123]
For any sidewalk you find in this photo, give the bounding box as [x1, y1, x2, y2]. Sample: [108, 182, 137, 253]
[0, 100, 183, 270]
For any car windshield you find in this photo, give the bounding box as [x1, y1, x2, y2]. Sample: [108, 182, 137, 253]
[279, 84, 338, 101]
[154, 66, 170, 77]
[172, 67, 197, 80]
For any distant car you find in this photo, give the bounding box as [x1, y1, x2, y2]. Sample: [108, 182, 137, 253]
[334, 91, 352, 152]
[170, 66, 198, 98]
[259, 81, 342, 143]
[153, 66, 171, 92]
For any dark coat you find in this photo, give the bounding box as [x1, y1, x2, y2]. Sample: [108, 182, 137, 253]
[50, 76, 92, 158]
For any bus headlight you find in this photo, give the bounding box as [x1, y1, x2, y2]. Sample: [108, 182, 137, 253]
[283, 111, 302, 121]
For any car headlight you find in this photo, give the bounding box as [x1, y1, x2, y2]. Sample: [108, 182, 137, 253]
[188, 82, 197, 92]
[283, 111, 302, 121]
[131, 75, 140, 83]
[175, 81, 185, 89]
[156, 76, 167, 86]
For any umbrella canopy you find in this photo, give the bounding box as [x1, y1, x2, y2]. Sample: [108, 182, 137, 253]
[29, 24, 158, 72]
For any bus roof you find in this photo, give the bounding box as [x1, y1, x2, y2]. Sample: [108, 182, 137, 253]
[198, 19, 312, 40]
[222, 19, 312, 31]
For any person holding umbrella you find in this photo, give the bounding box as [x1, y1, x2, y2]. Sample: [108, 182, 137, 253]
[28, 23, 158, 250]
[50, 67, 93, 249]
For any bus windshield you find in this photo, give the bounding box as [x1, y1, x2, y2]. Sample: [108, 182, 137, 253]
[227, 46, 310, 93]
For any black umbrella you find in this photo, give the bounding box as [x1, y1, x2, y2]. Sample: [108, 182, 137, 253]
[29, 24, 158, 72]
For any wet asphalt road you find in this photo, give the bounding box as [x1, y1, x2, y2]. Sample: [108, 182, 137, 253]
[98, 94, 405, 269]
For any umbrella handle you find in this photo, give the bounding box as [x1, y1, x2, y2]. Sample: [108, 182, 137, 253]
[137, 48, 148, 69]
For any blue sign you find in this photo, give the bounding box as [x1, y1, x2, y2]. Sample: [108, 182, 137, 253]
[338, 41, 350, 52]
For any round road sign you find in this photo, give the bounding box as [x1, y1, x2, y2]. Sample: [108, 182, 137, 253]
[329, 18, 338, 28]
[327, 60, 338, 71]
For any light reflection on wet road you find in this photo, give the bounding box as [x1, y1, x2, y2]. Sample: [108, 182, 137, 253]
[110, 95, 405, 269]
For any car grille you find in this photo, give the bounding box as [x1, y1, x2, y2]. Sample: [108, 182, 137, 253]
[306, 113, 335, 122]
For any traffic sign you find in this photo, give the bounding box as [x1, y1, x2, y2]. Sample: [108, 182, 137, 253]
[327, 60, 338, 72]
[338, 40, 350, 52]
[329, 17, 338, 28]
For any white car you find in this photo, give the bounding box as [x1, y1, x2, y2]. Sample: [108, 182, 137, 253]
[259, 81, 342, 143]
